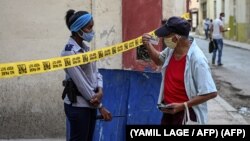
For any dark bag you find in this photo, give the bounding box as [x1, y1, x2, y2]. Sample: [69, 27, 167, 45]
[209, 40, 215, 53]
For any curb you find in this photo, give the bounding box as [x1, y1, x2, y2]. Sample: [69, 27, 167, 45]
[214, 96, 248, 124]
[190, 33, 250, 51]
[223, 41, 250, 51]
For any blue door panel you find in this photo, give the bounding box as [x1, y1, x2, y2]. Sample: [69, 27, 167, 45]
[93, 69, 162, 141]
[127, 71, 162, 124]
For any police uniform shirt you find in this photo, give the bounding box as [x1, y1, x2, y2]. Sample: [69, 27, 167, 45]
[61, 37, 103, 108]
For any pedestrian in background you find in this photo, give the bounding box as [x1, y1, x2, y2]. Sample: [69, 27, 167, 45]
[210, 12, 229, 66]
[142, 16, 217, 125]
[62, 9, 112, 141]
[203, 18, 210, 40]
[208, 19, 213, 39]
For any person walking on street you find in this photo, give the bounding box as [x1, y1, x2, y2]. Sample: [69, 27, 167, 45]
[208, 19, 213, 39]
[210, 12, 229, 66]
[62, 9, 112, 141]
[203, 18, 210, 40]
[142, 16, 217, 125]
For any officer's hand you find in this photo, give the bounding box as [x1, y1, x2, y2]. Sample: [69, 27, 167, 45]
[90, 92, 103, 106]
[90, 95, 101, 107]
[99, 107, 112, 121]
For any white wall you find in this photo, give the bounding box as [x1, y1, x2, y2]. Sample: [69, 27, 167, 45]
[208, 0, 215, 19]
[236, 0, 246, 23]
[162, 0, 186, 20]
[225, 0, 233, 21]
[215, 0, 222, 18]
[0, 0, 90, 63]
[93, 0, 122, 69]
[0, 0, 93, 138]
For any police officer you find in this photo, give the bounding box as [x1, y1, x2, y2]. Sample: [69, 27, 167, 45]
[62, 9, 112, 141]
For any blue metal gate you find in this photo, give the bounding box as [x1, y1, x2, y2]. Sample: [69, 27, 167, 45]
[93, 69, 162, 141]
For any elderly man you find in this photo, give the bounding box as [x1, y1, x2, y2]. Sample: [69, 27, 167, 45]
[142, 16, 217, 125]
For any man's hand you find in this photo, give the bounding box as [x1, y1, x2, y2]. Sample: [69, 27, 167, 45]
[142, 33, 162, 65]
[142, 33, 152, 46]
[160, 103, 185, 114]
[99, 107, 112, 121]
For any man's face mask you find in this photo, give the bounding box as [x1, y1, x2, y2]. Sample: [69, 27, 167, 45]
[163, 35, 180, 49]
[221, 17, 225, 21]
[79, 30, 95, 42]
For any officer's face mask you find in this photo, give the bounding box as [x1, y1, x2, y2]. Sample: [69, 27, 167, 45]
[163, 35, 180, 49]
[78, 30, 95, 42]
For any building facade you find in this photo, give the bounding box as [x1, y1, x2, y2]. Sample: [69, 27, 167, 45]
[189, 0, 200, 31]
[199, 0, 250, 43]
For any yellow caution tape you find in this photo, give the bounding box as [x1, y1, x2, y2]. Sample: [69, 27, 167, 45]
[0, 31, 156, 79]
[181, 12, 191, 20]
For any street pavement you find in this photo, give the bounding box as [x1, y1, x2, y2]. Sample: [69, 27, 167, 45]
[1, 33, 249, 141]
[193, 33, 250, 98]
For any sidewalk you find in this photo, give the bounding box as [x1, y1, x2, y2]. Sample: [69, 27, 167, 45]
[207, 96, 247, 124]
[190, 32, 250, 51]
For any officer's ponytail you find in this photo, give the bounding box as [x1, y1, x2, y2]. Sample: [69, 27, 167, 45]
[65, 9, 75, 30]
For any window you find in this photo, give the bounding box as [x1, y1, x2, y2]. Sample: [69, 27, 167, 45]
[136, 45, 150, 61]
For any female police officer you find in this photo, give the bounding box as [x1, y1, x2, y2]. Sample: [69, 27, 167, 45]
[61, 9, 112, 141]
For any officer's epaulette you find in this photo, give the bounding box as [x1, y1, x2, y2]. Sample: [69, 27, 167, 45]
[65, 44, 74, 51]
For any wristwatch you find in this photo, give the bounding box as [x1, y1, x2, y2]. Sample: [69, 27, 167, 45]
[98, 103, 103, 109]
